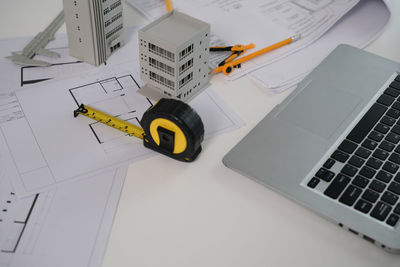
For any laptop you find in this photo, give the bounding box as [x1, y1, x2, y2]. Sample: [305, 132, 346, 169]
[223, 44, 400, 252]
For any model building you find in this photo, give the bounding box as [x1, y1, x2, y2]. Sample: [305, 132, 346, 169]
[63, 0, 124, 66]
[138, 10, 211, 102]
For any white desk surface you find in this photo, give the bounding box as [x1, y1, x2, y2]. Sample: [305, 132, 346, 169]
[1, 1, 400, 266]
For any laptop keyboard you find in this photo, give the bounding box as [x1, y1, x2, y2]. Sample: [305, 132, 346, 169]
[307, 74, 400, 227]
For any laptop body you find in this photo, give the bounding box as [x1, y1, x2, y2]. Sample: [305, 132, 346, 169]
[223, 44, 400, 252]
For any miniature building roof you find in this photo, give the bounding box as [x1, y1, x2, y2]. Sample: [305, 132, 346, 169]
[140, 10, 209, 47]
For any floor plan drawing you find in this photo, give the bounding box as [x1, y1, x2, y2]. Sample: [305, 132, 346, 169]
[0, 166, 127, 267]
[2, 59, 242, 196]
[0, 168, 40, 258]
[69, 75, 154, 149]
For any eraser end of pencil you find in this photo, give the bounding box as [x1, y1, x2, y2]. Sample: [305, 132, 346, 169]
[292, 34, 301, 42]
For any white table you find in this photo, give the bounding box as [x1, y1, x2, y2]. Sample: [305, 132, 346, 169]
[1, 1, 400, 267]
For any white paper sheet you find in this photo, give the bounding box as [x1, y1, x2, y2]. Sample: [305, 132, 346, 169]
[2, 62, 242, 196]
[127, 0, 360, 80]
[0, 165, 127, 267]
[250, 0, 391, 93]
[0, 33, 130, 267]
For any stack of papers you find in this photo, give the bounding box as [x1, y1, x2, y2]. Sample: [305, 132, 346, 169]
[126, 0, 391, 93]
[0, 28, 243, 267]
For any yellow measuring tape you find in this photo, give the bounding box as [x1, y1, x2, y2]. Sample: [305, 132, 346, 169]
[74, 104, 145, 139]
[74, 98, 204, 162]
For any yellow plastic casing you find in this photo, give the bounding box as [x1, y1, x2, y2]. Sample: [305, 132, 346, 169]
[149, 118, 187, 154]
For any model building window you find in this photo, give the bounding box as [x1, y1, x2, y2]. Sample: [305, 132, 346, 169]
[179, 44, 193, 61]
[148, 43, 175, 62]
[149, 71, 175, 89]
[179, 72, 193, 88]
[149, 57, 175, 76]
[179, 58, 193, 75]
[106, 24, 123, 39]
[110, 0, 121, 11]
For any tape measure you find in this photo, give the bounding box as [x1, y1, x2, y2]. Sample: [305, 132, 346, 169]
[73, 98, 204, 162]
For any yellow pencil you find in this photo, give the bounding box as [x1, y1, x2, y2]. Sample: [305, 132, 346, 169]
[165, 0, 173, 12]
[211, 34, 301, 75]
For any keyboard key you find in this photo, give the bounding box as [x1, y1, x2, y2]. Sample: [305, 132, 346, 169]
[375, 123, 390, 134]
[324, 174, 350, 199]
[322, 171, 335, 182]
[315, 168, 335, 182]
[355, 199, 373, 213]
[395, 173, 400, 183]
[316, 168, 327, 178]
[388, 181, 400, 195]
[393, 101, 400, 111]
[386, 132, 400, 144]
[386, 214, 399, 227]
[366, 157, 383, 169]
[323, 158, 336, 169]
[369, 180, 386, 193]
[379, 140, 395, 152]
[382, 161, 399, 174]
[371, 202, 392, 221]
[392, 125, 400, 135]
[396, 75, 400, 82]
[362, 139, 378, 150]
[331, 150, 349, 163]
[389, 153, 400, 165]
[368, 131, 384, 142]
[377, 94, 395, 106]
[362, 189, 379, 203]
[347, 103, 387, 143]
[381, 191, 399, 205]
[339, 185, 362, 206]
[352, 175, 369, 188]
[384, 87, 400, 98]
[381, 116, 396, 126]
[372, 149, 389, 160]
[307, 177, 320, 188]
[349, 156, 364, 168]
[386, 108, 400, 119]
[394, 203, 400, 215]
[376, 170, 392, 183]
[338, 139, 357, 154]
[355, 147, 371, 159]
[359, 166, 376, 179]
[341, 164, 358, 177]
[390, 80, 400, 90]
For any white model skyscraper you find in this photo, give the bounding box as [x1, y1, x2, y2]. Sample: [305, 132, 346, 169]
[63, 0, 124, 66]
[138, 10, 211, 102]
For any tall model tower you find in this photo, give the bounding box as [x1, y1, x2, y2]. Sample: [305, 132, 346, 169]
[138, 10, 210, 102]
[63, 0, 124, 66]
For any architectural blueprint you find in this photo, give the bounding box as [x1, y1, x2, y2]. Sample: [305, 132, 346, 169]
[0, 33, 129, 267]
[0, 165, 127, 267]
[249, 0, 390, 92]
[5, 61, 242, 196]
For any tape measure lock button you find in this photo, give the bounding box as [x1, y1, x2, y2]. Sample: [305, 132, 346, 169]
[156, 125, 176, 153]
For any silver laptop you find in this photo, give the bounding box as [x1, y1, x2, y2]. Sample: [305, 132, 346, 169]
[223, 44, 400, 252]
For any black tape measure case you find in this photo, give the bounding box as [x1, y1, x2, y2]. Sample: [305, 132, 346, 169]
[141, 98, 204, 162]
